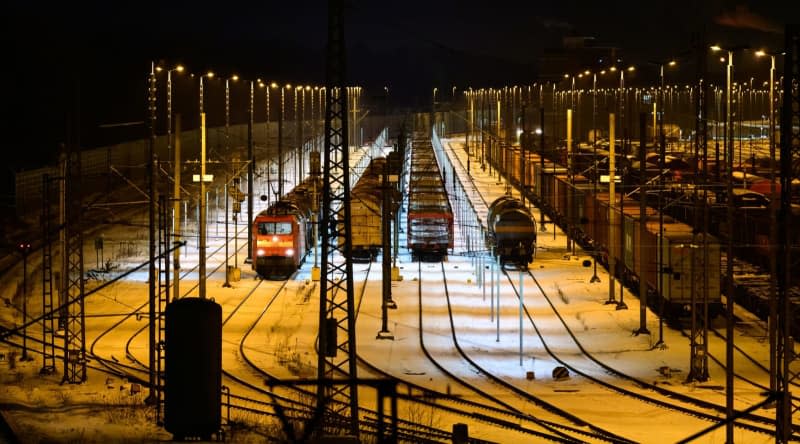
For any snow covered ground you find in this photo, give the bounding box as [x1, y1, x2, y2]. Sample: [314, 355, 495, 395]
[0, 133, 790, 443]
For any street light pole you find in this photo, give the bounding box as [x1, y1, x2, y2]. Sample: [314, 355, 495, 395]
[198, 71, 213, 300]
[466, 90, 471, 175]
[540, 106, 546, 232]
[295, 85, 301, 186]
[432, 87, 438, 126]
[222, 76, 237, 288]
[756, 51, 778, 394]
[278, 84, 287, 198]
[591, 72, 600, 283]
[223, 170, 231, 288]
[712, 44, 736, 444]
[246, 80, 254, 265]
[452, 86, 457, 138]
[725, 46, 735, 444]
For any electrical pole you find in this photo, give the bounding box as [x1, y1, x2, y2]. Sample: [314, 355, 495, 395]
[317, 0, 359, 438]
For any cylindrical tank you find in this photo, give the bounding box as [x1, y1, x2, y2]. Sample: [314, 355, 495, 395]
[164, 297, 222, 440]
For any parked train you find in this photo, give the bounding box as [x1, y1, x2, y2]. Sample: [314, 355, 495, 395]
[407, 118, 453, 261]
[341, 155, 402, 262]
[491, 145, 723, 318]
[252, 174, 321, 279]
[487, 196, 537, 267]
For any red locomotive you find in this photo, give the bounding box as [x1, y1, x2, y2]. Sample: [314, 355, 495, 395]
[252, 176, 321, 279]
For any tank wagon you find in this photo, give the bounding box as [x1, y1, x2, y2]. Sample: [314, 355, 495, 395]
[487, 196, 537, 267]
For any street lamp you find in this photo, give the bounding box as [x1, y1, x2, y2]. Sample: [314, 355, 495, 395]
[432, 87, 438, 129]
[155, 64, 184, 163]
[225, 75, 239, 152]
[294, 85, 301, 186]
[711, 42, 736, 443]
[755, 48, 778, 395]
[654, 58, 676, 345]
[264, 82, 279, 203]
[156, 64, 184, 298]
[222, 74, 238, 288]
[383, 86, 390, 145]
[278, 83, 290, 198]
[193, 70, 215, 300]
[198, 71, 214, 115]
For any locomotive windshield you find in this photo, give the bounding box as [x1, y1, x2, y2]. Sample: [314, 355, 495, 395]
[258, 222, 293, 235]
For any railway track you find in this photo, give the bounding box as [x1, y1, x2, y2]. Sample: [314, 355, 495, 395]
[704, 326, 800, 398]
[434, 261, 634, 443]
[500, 267, 790, 439]
[233, 260, 473, 442]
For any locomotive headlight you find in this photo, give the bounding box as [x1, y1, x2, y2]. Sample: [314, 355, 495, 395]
[256, 249, 265, 256]
[285, 248, 294, 257]
[272, 236, 279, 242]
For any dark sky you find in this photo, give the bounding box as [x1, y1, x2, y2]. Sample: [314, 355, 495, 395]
[3, 0, 797, 187]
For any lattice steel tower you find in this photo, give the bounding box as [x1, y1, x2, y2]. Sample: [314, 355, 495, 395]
[40, 174, 58, 375]
[316, 0, 359, 437]
[62, 143, 87, 384]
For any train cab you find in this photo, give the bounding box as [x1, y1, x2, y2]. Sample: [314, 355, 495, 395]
[253, 202, 308, 279]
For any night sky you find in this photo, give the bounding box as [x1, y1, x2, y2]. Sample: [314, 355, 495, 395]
[3, 1, 797, 194]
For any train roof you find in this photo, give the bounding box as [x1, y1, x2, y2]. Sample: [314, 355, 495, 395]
[488, 196, 532, 224]
[256, 176, 321, 219]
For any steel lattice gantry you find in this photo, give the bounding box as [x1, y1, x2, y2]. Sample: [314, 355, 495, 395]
[156, 194, 171, 425]
[688, 39, 710, 383]
[62, 145, 87, 384]
[778, 24, 800, 444]
[316, 0, 359, 438]
[40, 173, 58, 375]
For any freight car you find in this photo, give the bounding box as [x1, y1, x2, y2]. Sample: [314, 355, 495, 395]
[488, 144, 723, 319]
[345, 157, 385, 261]
[341, 156, 402, 262]
[487, 196, 537, 267]
[407, 132, 453, 261]
[565, 173, 722, 318]
[252, 175, 321, 279]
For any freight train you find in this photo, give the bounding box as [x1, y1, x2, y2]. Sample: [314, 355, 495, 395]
[408, 117, 454, 260]
[492, 145, 722, 318]
[340, 155, 402, 262]
[487, 196, 537, 267]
